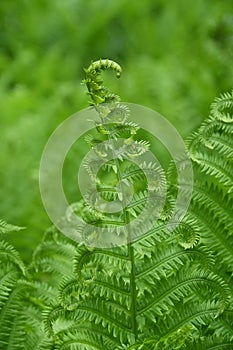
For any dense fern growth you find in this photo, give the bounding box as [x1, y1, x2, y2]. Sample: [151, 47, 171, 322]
[0, 61, 232, 349]
[41, 62, 233, 349]
[188, 91, 233, 281]
[0, 222, 75, 350]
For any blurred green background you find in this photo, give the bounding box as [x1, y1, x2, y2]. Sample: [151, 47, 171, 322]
[1, 0, 233, 262]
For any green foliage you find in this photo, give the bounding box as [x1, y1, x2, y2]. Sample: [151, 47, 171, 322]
[0, 224, 74, 350]
[0, 56, 232, 348]
[1, 1, 233, 262]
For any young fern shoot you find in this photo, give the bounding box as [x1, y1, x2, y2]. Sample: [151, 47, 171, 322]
[82, 59, 158, 338]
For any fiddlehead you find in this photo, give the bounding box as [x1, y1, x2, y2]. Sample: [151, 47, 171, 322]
[83, 58, 122, 105]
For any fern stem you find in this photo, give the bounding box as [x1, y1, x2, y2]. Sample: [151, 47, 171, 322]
[106, 135, 138, 339]
[111, 152, 138, 338]
[128, 242, 138, 339]
[86, 59, 139, 339]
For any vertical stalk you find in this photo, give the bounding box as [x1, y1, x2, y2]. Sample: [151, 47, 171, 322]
[84, 59, 138, 339]
[128, 241, 138, 338]
[106, 137, 138, 339]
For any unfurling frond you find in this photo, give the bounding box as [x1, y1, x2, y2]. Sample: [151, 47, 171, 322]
[83, 58, 122, 105]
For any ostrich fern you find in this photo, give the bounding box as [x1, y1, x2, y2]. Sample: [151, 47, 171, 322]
[0, 60, 232, 349]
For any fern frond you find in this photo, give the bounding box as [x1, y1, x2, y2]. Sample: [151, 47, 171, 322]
[0, 269, 18, 312]
[189, 204, 233, 274]
[191, 152, 233, 191]
[73, 245, 131, 281]
[44, 300, 133, 345]
[155, 301, 222, 338]
[186, 90, 233, 290]
[83, 58, 121, 105]
[137, 268, 229, 326]
[105, 103, 131, 123]
[127, 325, 195, 350]
[0, 219, 25, 234]
[54, 325, 121, 350]
[134, 240, 212, 283]
[191, 180, 233, 234]
[211, 89, 233, 122]
[205, 132, 233, 159]
[8, 304, 53, 350]
[0, 240, 26, 275]
[31, 228, 76, 286]
[0, 279, 30, 349]
[187, 335, 233, 349]
[84, 134, 104, 148]
[211, 309, 233, 341]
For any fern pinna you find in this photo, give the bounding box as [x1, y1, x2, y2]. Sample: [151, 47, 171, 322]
[0, 61, 232, 349]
